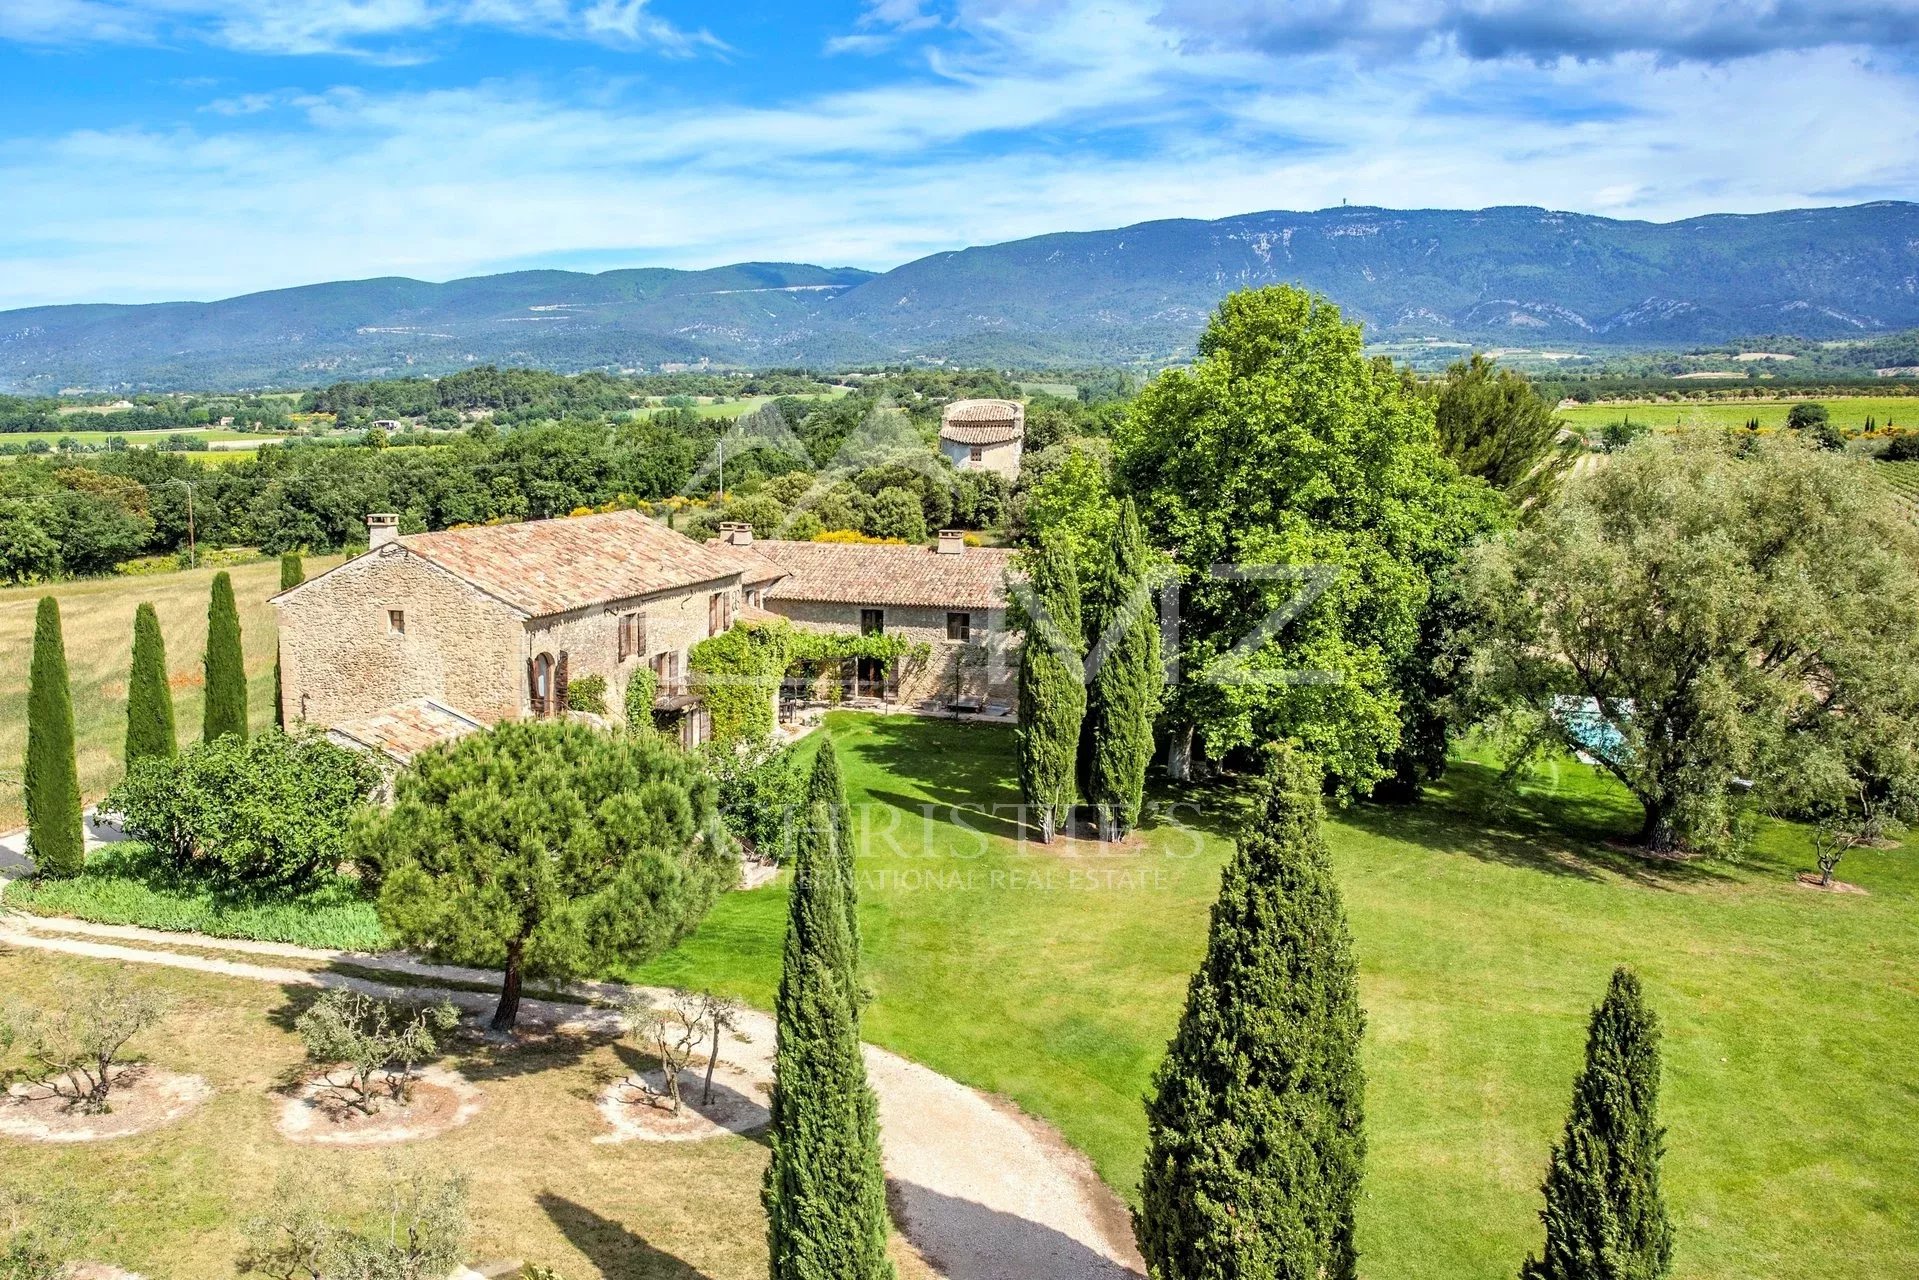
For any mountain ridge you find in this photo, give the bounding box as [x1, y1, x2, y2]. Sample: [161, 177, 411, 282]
[5, 202, 1916, 391]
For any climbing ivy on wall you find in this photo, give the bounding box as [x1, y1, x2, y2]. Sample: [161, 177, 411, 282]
[689, 620, 930, 746]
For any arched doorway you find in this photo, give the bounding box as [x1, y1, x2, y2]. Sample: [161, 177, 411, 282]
[529, 651, 555, 716]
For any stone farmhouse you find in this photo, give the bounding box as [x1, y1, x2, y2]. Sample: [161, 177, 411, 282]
[938, 398, 1025, 481]
[272, 509, 1017, 761]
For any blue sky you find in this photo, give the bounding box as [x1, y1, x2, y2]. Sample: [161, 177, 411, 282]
[3, 0, 1918, 310]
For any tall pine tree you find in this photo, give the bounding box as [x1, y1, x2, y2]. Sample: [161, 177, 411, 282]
[1521, 967, 1674, 1280]
[202, 570, 248, 742]
[1016, 532, 1085, 843]
[274, 553, 305, 728]
[1086, 498, 1163, 842]
[25, 597, 85, 878]
[1136, 743, 1366, 1280]
[124, 602, 177, 767]
[763, 790, 894, 1280]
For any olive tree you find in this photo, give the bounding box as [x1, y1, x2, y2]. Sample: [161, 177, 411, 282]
[1462, 435, 1919, 853]
[353, 720, 734, 1034]
[293, 990, 460, 1114]
[0, 972, 167, 1114]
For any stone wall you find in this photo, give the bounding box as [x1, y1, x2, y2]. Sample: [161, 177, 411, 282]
[939, 435, 1023, 482]
[527, 579, 741, 720]
[276, 546, 526, 726]
[766, 598, 1015, 708]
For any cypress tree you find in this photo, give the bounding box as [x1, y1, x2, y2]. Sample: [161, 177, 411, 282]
[1136, 743, 1366, 1280]
[805, 732, 860, 998]
[202, 570, 248, 742]
[25, 597, 85, 878]
[124, 602, 177, 767]
[763, 793, 894, 1280]
[274, 553, 305, 729]
[1520, 968, 1674, 1280]
[1015, 532, 1085, 842]
[1086, 498, 1163, 842]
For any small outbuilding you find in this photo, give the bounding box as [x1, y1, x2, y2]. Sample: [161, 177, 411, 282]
[939, 399, 1025, 481]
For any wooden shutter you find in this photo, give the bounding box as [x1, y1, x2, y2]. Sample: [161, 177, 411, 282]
[616, 615, 628, 662]
[527, 657, 544, 716]
[555, 651, 570, 713]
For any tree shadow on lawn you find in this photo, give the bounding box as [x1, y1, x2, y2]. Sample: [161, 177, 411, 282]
[607, 1040, 770, 1149]
[1341, 758, 1739, 891]
[849, 717, 1029, 841]
[539, 1193, 716, 1280]
[265, 979, 605, 1085]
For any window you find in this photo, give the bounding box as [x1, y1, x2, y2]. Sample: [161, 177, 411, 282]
[708, 591, 733, 636]
[617, 611, 646, 661]
[652, 649, 683, 697]
[968, 444, 983, 464]
[387, 609, 405, 635]
[860, 608, 884, 636]
[946, 611, 971, 642]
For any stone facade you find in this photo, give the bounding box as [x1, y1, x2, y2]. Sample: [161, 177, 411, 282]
[276, 540, 743, 734]
[277, 545, 527, 727]
[768, 598, 1014, 708]
[938, 434, 1024, 482]
[524, 580, 739, 720]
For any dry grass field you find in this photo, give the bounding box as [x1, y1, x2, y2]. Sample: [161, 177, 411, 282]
[0, 556, 344, 832]
[0, 949, 945, 1279]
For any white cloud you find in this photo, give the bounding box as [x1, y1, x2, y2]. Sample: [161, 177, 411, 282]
[0, 0, 1915, 308]
[0, 0, 723, 57]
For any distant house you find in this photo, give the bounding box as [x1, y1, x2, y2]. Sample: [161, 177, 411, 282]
[938, 399, 1025, 481]
[273, 510, 1019, 757]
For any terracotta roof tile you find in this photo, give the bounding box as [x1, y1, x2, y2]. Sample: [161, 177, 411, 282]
[399, 510, 751, 617]
[939, 398, 1024, 445]
[745, 539, 1016, 609]
[327, 699, 484, 764]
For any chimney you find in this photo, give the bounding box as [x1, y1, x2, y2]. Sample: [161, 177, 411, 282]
[367, 513, 400, 550]
[719, 521, 754, 547]
[937, 529, 965, 555]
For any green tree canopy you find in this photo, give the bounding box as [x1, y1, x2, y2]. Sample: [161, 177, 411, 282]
[124, 602, 177, 767]
[1433, 353, 1575, 505]
[202, 571, 248, 742]
[1521, 968, 1673, 1280]
[25, 596, 84, 877]
[1085, 497, 1164, 840]
[1116, 286, 1478, 791]
[352, 720, 734, 1032]
[1136, 743, 1366, 1280]
[764, 778, 893, 1280]
[1015, 531, 1086, 842]
[1462, 434, 1919, 852]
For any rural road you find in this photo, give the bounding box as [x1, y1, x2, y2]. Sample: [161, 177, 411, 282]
[0, 909, 1146, 1280]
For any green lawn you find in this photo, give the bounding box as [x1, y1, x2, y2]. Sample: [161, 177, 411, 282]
[635, 713, 1919, 1280]
[1557, 396, 1918, 432]
[6, 704, 1912, 1278]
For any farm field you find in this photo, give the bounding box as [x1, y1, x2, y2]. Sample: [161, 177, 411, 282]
[634, 714, 1919, 1280]
[1557, 396, 1918, 432]
[0, 427, 287, 448]
[0, 556, 344, 832]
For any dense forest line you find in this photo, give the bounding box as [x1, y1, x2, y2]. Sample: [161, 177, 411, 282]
[0, 368, 1119, 582]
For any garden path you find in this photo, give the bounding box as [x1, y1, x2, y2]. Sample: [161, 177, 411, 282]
[0, 909, 1145, 1280]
